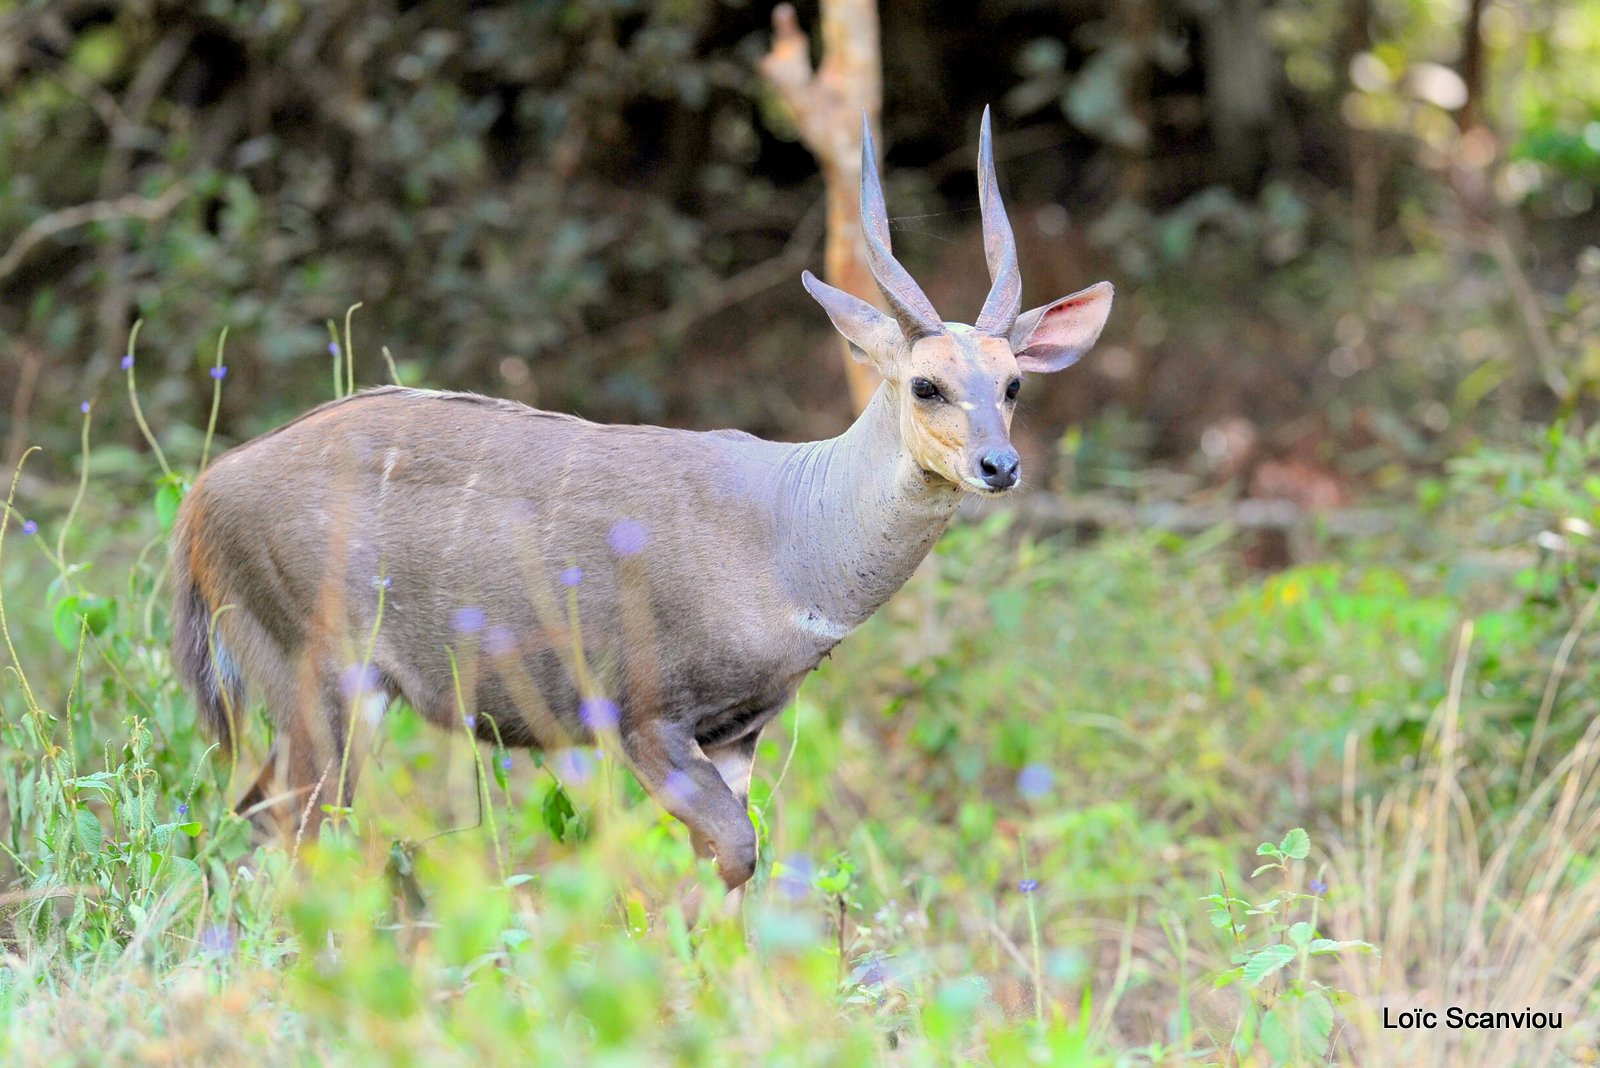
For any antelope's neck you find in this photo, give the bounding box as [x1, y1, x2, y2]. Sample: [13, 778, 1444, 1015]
[777, 382, 964, 634]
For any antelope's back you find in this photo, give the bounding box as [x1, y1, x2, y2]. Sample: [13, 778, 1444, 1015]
[172, 387, 808, 740]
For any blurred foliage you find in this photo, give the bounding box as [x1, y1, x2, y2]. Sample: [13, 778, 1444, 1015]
[2, 399, 1598, 1061]
[3, 0, 1600, 481]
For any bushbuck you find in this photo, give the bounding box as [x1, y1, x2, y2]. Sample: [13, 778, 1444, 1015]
[171, 108, 1113, 895]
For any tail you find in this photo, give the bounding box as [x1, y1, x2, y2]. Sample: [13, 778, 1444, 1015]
[171, 523, 243, 750]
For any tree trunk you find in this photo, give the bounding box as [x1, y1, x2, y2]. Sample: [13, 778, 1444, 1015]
[761, 1, 884, 414]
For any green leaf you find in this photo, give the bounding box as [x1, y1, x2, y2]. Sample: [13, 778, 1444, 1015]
[74, 808, 103, 856]
[154, 476, 187, 532]
[1279, 827, 1311, 860]
[541, 781, 577, 844]
[1212, 966, 1244, 989]
[51, 594, 82, 651]
[1242, 943, 1296, 987]
[1261, 991, 1335, 1063]
[1309, 938, 1377, 955]
[1287, 921, 1313, 947]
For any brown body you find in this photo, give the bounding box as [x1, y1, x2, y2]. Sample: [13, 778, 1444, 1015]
[171, 109, 1113, 892]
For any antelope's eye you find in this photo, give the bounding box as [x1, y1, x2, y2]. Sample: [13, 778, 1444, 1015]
[1005, 378, 1022, 401]
[910, 377, 942, 401]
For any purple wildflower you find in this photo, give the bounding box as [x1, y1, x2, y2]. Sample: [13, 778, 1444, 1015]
[21, 520, 37, 536]
[500, 755, 513, 771]
[774, 853, 814, 901]
[199, 924, 235, 954]
[177, 803, 189, 817]
[579, 696, 620, 731]
[1017, 763, 1054, 799]
[451, 606, 485, 633]
[1310, 877, 1329, 895]
[80, 401, 91, 414]
[559, 566, 583, 587]
[858, 956, 890, 986]
[485, 625, 518, 657]
[464, 713, 477, 731]
[553, 748, 596, 784]
[121, 354, 134, 371]
[339, 662, 382, 698]
[373, 575, 392, 590]
[1019, 878, 1039, 894]
[210, 365, 228, 380]
[608, 518, 649, 556]
[663, 769, 698, 804]
[329, 341, 340, 357]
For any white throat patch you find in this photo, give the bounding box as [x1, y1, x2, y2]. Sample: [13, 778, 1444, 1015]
[793, 609, 854, 644]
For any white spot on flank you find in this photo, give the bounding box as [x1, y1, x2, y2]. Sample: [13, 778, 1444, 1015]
[360, 692, 389, 726]
[794, 609, 853, 643]
[378, 448, 398, 508]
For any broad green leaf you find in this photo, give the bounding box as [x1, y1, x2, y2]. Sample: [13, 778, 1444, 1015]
[51, 595, 82, 651]
[541, 781, 577, 844]
[155, 477, 187, 532]
[1242, 943, 1296, 987]
[1261, 991, 1335, 1063]
[1279, 828, 1311, 859]
[74, 808, 102, 856]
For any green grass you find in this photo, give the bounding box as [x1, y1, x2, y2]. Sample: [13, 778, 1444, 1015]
[3, 389, 1599, 1065]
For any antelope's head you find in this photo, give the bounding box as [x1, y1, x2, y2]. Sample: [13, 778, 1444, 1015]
[804, 108, 1114, 495]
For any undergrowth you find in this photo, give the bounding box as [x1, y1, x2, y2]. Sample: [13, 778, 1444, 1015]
[1, 333, 1598, 1065]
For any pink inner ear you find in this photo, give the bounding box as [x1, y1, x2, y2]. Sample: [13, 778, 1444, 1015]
[1013, 282, 1113, 374]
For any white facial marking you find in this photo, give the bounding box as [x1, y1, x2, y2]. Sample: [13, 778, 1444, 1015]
[959, 401, 976, 411]
[793, 608, 853, 643]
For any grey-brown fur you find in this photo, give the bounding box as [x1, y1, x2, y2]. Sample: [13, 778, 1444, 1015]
[170, 107, 1114, 892]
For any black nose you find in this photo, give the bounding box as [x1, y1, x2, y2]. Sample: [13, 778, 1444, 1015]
[978, 448, 1020, 489]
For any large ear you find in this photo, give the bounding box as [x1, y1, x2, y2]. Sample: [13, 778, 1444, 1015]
[1009, 281, 1114, 373]
[802, 270, 904, 367]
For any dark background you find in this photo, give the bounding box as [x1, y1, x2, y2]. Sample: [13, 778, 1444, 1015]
[4, 0, 1598, 500]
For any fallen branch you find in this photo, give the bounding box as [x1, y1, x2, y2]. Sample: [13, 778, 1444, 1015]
[0, 182, 190, 284]
[966, 491, 1399, 537]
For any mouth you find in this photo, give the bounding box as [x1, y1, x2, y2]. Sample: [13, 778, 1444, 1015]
[961, 475, 1016, 496]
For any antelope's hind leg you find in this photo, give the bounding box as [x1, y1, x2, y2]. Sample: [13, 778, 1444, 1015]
[235, 667, 367, 847]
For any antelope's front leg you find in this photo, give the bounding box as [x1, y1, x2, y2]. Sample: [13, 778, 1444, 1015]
[621, 719, 758, 892]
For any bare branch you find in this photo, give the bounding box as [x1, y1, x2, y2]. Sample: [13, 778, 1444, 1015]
[0, 182, 190, 284]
